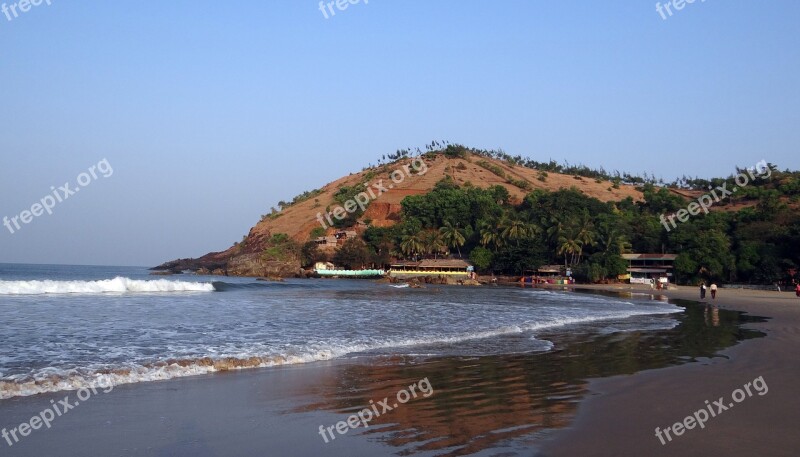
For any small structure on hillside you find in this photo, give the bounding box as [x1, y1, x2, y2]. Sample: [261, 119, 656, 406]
[335, 230, 358, 242]
[314, 229, 361, 254]
[314, 235, 338, 246]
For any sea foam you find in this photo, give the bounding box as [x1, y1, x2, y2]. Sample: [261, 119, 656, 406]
[0, 277, 215, 295]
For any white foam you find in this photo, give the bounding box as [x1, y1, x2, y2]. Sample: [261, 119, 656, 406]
[0, 297, 682, 399]
[0, 277, 215, 295]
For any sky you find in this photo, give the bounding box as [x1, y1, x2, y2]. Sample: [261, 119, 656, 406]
[0, 0, 798, 267]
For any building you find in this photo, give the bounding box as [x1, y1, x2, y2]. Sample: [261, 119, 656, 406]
[520, 265, 574, 285]
[314, 261, 335, 271]
[314, 235, 338, 247]
[388, 259, 473, 278]
[537, 265, 564, 278]
[314, 229, 361, 254]
[621, 253, 678, 284]
[335, 230, 358, 242]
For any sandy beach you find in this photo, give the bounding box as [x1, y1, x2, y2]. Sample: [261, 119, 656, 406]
[538, 284, 800, 456]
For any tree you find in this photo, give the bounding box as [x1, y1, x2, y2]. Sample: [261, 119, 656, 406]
[440, 221, 466, 257]
[309, 227, 326, 239]
[421, 230, 446, 258]
[597, 225, 631, 256]
[574, 213, 596, 264]
[500, 217, 534, 246]
[469, 247, 493, 271]
[333, 239, 371, 269]
[400, 232, 424, 258]
[300, 241, 325, 267]
[557, 231, 581, 267]
[479, 220, 504, 252]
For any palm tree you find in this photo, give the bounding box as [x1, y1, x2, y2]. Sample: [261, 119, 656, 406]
[421, 230, 446, 259]
[546, 214, 566, 246]
[574, 214, 596, 264]
[439, 222, 466, 257]
[479, 221, 503, 252]
[501, 218, 538, 246]
[598, 226, 631, 255]
[557, 232, 581, 267]
[400, 233, 423, 258]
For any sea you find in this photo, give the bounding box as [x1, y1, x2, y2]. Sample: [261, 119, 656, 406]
[0, 263, 687, 401]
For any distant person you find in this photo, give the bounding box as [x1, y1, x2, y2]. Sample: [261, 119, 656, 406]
[710, 283, 718, 300]
[700, 282, 707, 300]
[795, 283, 800, 297]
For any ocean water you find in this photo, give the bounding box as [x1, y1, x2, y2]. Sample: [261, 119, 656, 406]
[0, 264, 684, 400]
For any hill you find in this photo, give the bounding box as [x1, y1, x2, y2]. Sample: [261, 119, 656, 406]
[154, 146, 800, 286]
[154, 150, 642, 276]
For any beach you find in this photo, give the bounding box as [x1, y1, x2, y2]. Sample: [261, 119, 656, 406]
[1, 269, 797, 456]
[539, 285, 800, 456]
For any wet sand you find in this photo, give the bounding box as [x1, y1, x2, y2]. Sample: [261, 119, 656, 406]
[538, 284, 800, 456]
[0, 286, 795, 456]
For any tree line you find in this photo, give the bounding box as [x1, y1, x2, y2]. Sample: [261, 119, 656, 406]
[297, 171, 800, 285]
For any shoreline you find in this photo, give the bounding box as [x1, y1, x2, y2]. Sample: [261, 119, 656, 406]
[537, 284, 800, 456]
[2, 283, 796, 455]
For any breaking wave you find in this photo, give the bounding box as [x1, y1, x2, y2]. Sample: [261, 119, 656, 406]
[0, 277, 216, 295]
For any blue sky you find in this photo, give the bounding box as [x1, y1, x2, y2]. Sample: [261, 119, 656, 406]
[0, 0, 798, 266]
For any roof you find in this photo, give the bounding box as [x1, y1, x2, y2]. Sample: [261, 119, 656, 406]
[538, 265, 563, 272]
[628, 268, 668, 273]
[418, 259, 472, 269]
[390, 261, 419, 267]
[622, 253, 678, 261]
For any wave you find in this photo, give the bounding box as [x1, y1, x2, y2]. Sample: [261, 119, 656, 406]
[0, 306, 680, 399]
[0, 277, 215, 295]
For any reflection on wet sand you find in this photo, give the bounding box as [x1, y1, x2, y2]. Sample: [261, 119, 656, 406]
[295, 302, 765, 456]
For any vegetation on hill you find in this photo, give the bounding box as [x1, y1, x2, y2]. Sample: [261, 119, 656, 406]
[302, 168, 800, 285]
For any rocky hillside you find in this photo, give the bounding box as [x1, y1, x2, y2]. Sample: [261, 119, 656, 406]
[154, 151, 644, 276]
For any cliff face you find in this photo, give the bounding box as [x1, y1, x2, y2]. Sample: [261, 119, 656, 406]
[153, 152, 644, 277]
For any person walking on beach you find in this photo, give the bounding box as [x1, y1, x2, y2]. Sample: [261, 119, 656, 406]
[710, 283, 718, 300]
[700, 282, 707, 300]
